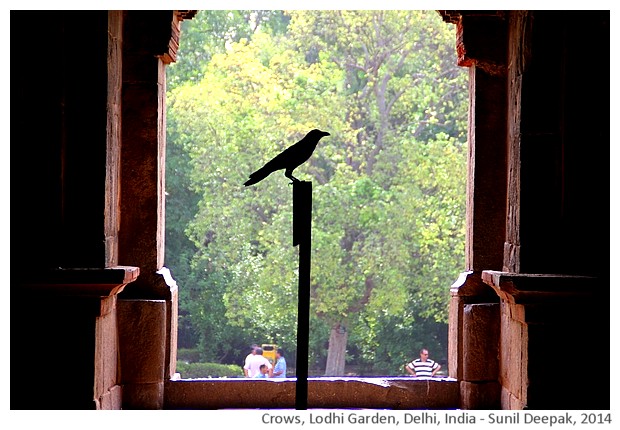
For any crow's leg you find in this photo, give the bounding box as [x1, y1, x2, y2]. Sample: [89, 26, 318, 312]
[285, 169, 300, 185]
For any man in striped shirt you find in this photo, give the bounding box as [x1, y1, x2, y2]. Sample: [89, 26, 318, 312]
[405, 348, 441, 377]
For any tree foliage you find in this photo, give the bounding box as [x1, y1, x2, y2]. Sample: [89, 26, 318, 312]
[165, 10, 467, 375]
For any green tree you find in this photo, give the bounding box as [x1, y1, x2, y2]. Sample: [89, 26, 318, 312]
[285, 10, 466, 374]
[166, 9, 294, 360]
[165, 10, 467, 375]
[168, 10, 290, 90]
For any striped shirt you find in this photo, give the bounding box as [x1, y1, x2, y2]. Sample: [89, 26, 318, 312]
[407, 358, 439, 377]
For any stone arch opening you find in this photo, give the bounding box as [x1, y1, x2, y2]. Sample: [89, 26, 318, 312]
[11, 9, 609, 411]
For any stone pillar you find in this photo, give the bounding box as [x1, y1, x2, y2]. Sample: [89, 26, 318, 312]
[118, 299, 168, 409]
[117, 11, 186, 408]
[449, 272, 500, 409]
[461, 303, 500, 409]
[442, 11, 507, 409]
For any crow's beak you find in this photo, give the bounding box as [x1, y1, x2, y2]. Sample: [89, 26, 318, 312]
[323, 131, 331, 136]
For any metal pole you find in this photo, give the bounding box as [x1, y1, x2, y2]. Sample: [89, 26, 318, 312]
[293, 180, 311, 410]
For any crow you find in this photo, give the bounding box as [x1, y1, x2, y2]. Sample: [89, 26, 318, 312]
[244, 129, 330, 186]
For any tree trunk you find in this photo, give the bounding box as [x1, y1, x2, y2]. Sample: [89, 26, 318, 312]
[324, 323, 347, 376]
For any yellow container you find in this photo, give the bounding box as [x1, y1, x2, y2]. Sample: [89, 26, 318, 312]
[261, 344, 277, 365]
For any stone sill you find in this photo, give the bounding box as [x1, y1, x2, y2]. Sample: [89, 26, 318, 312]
[22, 266, 140, 297]
[164, 377, 459, 410]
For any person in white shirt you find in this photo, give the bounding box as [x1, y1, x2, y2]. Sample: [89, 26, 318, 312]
[243, 344, 258, 377]
[245, 347, 273, 377]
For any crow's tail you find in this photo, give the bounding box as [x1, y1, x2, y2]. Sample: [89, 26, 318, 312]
[244, 165, 273, 186]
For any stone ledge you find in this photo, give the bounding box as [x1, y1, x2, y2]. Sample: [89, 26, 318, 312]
[22, 266, 140, 297]
[164, 377, 459, 410]
[481, 271, 598, 304]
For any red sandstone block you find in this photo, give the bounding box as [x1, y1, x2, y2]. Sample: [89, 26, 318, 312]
[460, 380, 501, 409]
[462, 303, 500, 381]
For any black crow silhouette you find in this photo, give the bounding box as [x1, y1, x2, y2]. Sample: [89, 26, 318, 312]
[244, 129, 330, 186]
